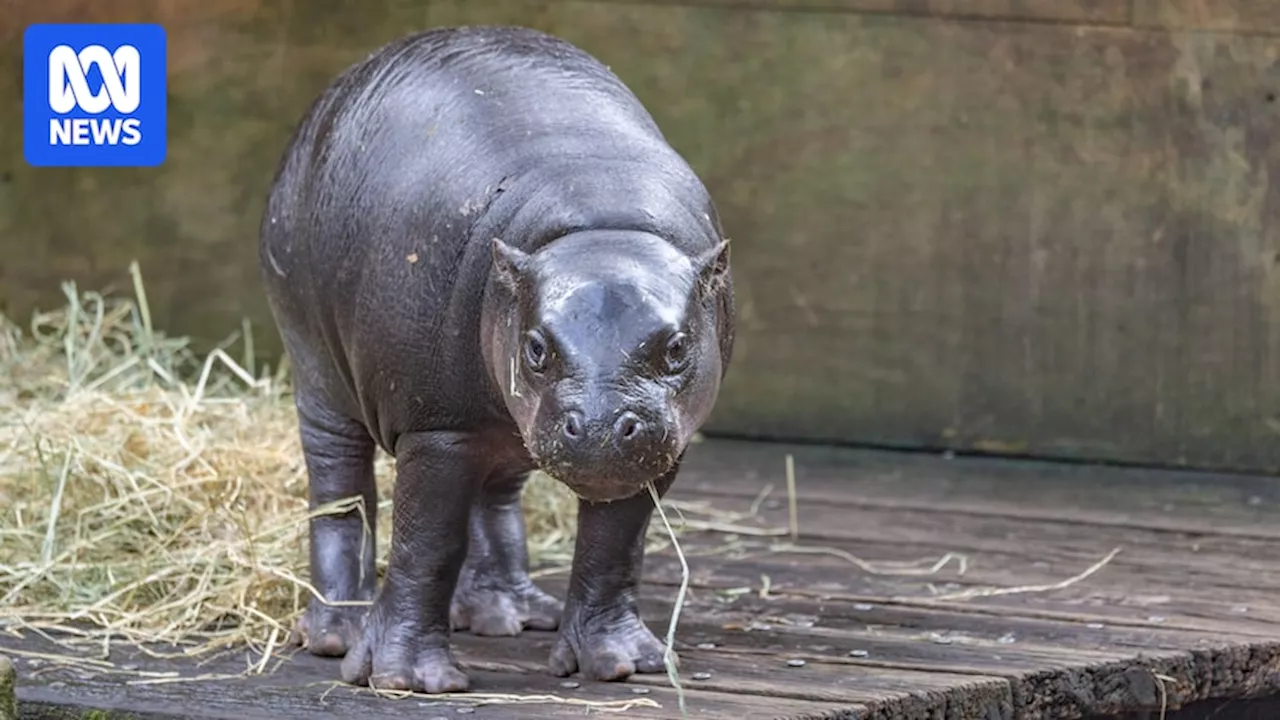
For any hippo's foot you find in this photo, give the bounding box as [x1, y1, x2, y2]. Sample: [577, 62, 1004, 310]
[451, 576, 563, 636]
[339, 607, 470, 693]
[548, 604, 673, 681]
[291, 598, 368, 657]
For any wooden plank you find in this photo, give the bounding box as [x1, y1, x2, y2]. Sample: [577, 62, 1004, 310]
[594, 0, 1130, 26]
[643, 553, 1280, 642]
[5, 0, 1280, 472]
[650, 439, 1280, 716]
[6, 439, 1280, 718]
[1132, 0, 1280, 35]
[3, 638, 856, 720]
[2, 624, 1016, 720]
[638, 537, 1280, 636]
[658, 490, 1280, 603]
[653, 441, 1280, 637]
[629, 548, 1280, 715]
[1084, 697, 1280, 720]
[623, 588, 1280, 718]
[677, 439, 1280, 540]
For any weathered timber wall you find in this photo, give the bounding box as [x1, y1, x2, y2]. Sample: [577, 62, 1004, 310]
[1, 0, 1278, 472]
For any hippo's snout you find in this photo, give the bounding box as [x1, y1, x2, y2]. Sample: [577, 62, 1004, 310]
[559, 408, 657, 452]
[536, 401, 677, 502]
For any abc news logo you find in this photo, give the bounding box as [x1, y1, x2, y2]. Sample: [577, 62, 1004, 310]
[24, 23, 167, 167]
[48, 43, 144, 147]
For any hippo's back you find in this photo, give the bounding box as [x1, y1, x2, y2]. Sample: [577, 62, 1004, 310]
[262, 25, 668, 261]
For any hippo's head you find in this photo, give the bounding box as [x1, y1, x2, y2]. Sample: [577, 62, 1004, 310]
[486, 229, 732, 503]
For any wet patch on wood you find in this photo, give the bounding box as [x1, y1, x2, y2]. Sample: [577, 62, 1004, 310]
[7, 439, 1280, 719]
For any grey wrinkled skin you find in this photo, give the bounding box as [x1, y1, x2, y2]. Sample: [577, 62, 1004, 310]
[258, 25, 735, 694]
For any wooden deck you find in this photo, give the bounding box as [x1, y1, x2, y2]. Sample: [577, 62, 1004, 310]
[6, 438, 1280, 719]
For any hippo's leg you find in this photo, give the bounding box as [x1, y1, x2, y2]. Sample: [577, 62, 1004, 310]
[450, 470, 563, 636]
[548, 463, 678, 681]
[291, 389, 379, 658]
[340, 430, 478, 693]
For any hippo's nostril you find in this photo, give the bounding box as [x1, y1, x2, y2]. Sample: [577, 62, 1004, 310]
[614, 411, 643, 444]
[563, 411, 584, 440]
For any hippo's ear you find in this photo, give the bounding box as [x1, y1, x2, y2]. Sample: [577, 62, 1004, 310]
[692, 239, 731, 293]
[491, 238, 532, 293]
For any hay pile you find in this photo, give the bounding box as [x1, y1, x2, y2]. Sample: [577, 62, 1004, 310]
[0, 264, 588, 661]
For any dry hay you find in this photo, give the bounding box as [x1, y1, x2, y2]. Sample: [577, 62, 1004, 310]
[0, 264, 661, 669]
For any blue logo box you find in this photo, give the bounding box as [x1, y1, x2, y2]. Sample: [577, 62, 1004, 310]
[23, 23, 168, 167]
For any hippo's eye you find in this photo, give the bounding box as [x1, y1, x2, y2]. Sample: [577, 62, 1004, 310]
[524, 331, 548, 373]
[664, 332, 689, 373]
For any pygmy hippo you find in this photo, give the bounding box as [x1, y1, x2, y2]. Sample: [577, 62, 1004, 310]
[258, 25, 736, 693]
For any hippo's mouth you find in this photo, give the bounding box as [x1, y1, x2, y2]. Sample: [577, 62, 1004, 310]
[534, 456, 673, 504]
[557, 475, 651, 503]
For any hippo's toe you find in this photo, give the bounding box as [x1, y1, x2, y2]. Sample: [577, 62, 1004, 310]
[339, 606, 471, 694]
[291, 600, 367, 657]
[549, 604, 673, 681]
[451, 579, 563, 636]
